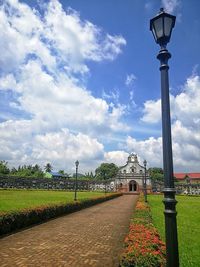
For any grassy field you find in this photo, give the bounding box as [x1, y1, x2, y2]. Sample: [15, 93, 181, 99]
[148, 195, 200, 267]
[0, 189, 105, 214]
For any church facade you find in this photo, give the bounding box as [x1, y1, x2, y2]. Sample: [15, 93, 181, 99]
[115, 153, 151, 193]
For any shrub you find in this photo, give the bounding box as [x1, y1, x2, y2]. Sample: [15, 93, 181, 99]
[0, 192, 122, 236]
[120, 196, 166, 267]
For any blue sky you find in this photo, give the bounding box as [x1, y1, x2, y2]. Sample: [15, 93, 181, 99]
[0, 0, 199, 173]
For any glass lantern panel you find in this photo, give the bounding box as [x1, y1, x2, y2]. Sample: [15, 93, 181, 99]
[152, 26, 157, 42]
[164, 16, 173, 37]
[153, 17, 163, 39]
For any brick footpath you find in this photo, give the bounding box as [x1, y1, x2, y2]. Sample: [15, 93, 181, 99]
[0, 195, 138, 267]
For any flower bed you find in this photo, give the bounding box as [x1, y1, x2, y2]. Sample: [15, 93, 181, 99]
[120, 196, 166, 267]
[0, 192, 122, 236]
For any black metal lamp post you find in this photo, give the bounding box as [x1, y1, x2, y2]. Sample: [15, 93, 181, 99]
[74, 160, 79, 201]
[186, 175, 190, 194]
[103, 171, 107, 195]
[143, 160, 147, 202]
[150, 8, 179, 267]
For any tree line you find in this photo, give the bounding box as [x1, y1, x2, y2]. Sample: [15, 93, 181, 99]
[0, 160, 164, 181]
[0, 161, 119, 180]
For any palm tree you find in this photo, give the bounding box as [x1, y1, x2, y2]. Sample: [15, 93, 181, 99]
[44, 163, 53, 173]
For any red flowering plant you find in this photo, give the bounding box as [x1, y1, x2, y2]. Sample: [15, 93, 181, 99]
[120, 196, 166, 267]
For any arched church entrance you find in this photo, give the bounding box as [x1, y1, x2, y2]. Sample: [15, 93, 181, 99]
[129, 180, 137, 192]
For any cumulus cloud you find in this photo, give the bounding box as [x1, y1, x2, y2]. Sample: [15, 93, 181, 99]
[0, 0, 126, 75]
[104, 151, 129, 166]
[141, 75, 200, 127]
[0, 120, 104, 172]
[130, 74, 200, 172]
[0, 0, 128, 171]
[0, 59, 129, 135]
[126, 136, 163, 167]
[141, 99, 161, 124]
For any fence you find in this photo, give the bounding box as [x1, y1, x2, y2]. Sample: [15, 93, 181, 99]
[0, 176, 115, 191]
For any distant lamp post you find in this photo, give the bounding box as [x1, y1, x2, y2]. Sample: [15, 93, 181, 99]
[150, 8, 179, 267]
[74, 160, 79, 201]
[186, 175, 190, 194]
[143, 160, 147, 202]
[103, 171, 107, 195]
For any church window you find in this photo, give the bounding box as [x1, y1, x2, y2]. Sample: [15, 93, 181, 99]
[131, 167, 136, 173]
[123, 170, 126, 174]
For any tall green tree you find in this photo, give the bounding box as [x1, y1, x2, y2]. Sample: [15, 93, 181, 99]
[95, 163, 119, 180]
[44, 163, 53, 173]
[59, 170, 64, 175]
[148, 167, 164, 181]
[0, 161, 10, 175]
[10, 164, 44, 177]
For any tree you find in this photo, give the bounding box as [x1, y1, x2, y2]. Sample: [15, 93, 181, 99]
[0, 161, 10, 175]
[32, 164, 44, 177]
[10, 164, 44, 177]
[44, 163, 53, 173]
[83, 172, 95, 180]
[59, 170, 64, 175]
[10, 167, 17, 174]
[95, 163, 119, 180]
[148, 167, 164, 181]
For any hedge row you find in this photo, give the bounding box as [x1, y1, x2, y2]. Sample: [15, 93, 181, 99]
[120, 196, 166, 267]
[0, 192, 122, 236]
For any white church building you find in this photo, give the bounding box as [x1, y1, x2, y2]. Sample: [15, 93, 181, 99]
[114, 153, 151, 193]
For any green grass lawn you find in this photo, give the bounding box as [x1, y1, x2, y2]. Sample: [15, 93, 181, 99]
[0, 189, 106, 214]
[148, 195, 200, 267]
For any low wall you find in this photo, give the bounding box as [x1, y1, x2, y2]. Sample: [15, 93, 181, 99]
[0, 176, 115, 191]
[152, 180, 200, 195]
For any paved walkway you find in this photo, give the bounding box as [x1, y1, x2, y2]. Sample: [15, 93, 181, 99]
[0, 195, 138, 267]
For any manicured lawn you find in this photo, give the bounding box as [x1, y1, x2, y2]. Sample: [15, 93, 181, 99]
[0, 189, 105, 214]
[148, 195, 200, 267]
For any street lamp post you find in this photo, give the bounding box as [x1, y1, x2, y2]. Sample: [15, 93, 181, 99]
[103, 171, 107, 195]
[150, 8, 179, 267]
[74, 160, 79, 201]
[143, 160, 147, 202]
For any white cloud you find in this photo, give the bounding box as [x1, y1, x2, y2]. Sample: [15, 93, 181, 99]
[161, 0, 180, 13]
[129, 74, 200, 172]
[43, 1, 126, 73]
[125, 73, 136, 87]
[173, 75, 200, 128]
[102, 88, 120, 104]
[104, 151, 129, 166]
[125, 74, 137, 108]
[0, 0, 128, 171]
[32, 129, 104, 172]
[0, 120, 104, 172]
[126, 136, 163, 167]
[141, 75, 200, 128]
[141, 99, 161, 123]
[0, 0, 126, 75]
[0, 59, 129, 135]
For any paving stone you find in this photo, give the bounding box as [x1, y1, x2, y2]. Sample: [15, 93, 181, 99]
[0, 195, 137, 267]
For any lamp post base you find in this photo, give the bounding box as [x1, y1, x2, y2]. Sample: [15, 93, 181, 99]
[163, 188, 179, 267]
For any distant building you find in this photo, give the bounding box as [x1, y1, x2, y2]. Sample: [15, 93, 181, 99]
[174, 173, 200, 183]
[115, 153, 151, 193]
